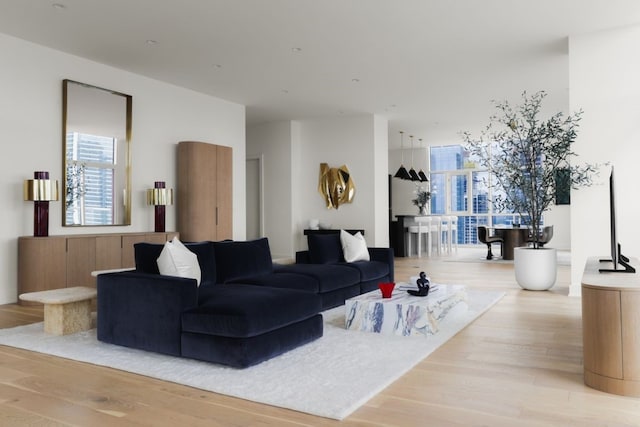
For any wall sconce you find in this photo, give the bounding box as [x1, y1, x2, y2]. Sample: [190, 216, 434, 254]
[146, 181, 173, 232]
[23, 171, 59, 237]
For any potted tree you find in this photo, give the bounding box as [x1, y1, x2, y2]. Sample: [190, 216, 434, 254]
[463, 91, 599, 290]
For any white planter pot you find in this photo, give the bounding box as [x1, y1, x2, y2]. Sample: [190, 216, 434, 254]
[514, 247, 557, 291]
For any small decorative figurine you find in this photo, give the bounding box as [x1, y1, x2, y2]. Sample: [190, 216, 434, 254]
[408, 271, 430, 297]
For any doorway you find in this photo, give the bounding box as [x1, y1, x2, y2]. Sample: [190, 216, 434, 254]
[245, 156, 263, 240]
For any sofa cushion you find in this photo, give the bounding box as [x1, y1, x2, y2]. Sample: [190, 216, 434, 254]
[226, 272, 320, 293]
[339, 260, 389, 282]
[157, 237, 202, 285]
[318, 284, 361, 310]
[274, 263, 360, 293]
[307, 233, 344, 264]
[181, 314, 323, 368]
[183, 284, 321, 338]
[340, 230, 370, 262]
[135, 241, 216, 287]
[213, 238, 274, 283]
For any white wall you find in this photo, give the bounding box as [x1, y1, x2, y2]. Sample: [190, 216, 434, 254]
[291, 120, 304, 250]
[543, 206, 571, 250]
[569, 25, 640, 295]
[0, 33, 246, 304]
[295, 115, 389, 249]
[373, 115, 390, 243]
[246, 121, 294, 258]
[248, 115, 389, 256]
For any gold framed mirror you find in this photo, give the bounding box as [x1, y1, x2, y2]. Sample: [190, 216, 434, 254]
[62, 79, 132, 226]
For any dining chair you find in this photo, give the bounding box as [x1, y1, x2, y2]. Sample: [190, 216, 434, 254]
[429, 216, 442, 256]
[406, 216, 433, 257]
[441, 216, 459, 254]
[527, 225, 554, 247]
[477, 226, 503, 260]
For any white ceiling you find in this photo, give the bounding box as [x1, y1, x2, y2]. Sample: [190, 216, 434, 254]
[1, 0, 640, 147]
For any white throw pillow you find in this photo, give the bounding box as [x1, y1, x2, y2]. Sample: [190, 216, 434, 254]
[157, 237, 202, 285]
[340, 230, 370, 262]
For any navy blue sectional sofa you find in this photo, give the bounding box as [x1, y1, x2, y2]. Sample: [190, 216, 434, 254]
[291, 233, 395, 308]
[97, 236, 393, 368]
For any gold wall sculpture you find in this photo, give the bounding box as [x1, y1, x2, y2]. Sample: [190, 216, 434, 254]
[318, 163, 355, 209]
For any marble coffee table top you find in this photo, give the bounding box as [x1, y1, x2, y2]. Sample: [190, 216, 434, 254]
[350, 283, 465, 303]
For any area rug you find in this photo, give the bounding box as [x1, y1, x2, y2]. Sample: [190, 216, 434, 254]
[0, 289, 503, 420]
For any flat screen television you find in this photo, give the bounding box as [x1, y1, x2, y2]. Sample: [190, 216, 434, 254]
[599, 166, 635, 273]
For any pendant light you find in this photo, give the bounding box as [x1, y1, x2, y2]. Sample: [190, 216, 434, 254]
[408, 135, 421, 181]
[417, 138, 429, 182]
[393, 131, 411, 180]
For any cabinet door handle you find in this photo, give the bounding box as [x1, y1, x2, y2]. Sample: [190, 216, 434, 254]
[216, 207, 218, 225]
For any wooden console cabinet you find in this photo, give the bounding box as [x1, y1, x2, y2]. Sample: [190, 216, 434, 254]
[177, 141, 232, 242]
[18, 232, 177, 304]
[582, 256, 640, 396]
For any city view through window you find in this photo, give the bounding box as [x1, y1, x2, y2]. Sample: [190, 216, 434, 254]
[429, 145, 532, 245]
[65, 132, 117, 225]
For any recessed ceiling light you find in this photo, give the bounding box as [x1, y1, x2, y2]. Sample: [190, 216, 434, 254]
[52, 3, 66, 10]
[281, 89, 289, 94]
[212, 64, 222, 69]
[351, 78, 360, 83]
[291, 47, 302, 53]
[145, 39, 158, 46]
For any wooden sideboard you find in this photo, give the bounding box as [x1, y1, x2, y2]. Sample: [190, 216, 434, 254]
[582, 256, 640, 396]
[18, 231, 177, 304]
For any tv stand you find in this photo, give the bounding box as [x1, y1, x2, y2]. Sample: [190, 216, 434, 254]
[582, 257, 640, 396]
[598, 244, 636, 273]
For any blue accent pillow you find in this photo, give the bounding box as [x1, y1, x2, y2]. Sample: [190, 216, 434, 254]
[307, 233, 344, 264]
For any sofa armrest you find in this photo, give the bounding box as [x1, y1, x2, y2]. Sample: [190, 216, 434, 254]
[368, 247, 395, 282]
[97, 272, 198, 356]
[295, 250, 311, 264]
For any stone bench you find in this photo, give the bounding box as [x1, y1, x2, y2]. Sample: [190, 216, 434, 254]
[19, 286, 97, 335]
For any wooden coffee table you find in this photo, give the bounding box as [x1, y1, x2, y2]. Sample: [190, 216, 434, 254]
[19, 286, 97, 335]
[345, 284, 468, 336]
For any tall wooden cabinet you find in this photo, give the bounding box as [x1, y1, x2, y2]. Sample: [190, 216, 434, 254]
[18, 232, 177, 304]
[177, 141, 232, 241]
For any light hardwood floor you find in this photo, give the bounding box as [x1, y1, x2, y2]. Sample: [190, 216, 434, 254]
[1, 249, 639, 426]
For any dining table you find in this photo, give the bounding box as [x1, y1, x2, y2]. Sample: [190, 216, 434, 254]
[487, 226, 530, 260]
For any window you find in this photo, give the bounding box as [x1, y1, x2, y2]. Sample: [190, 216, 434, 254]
[429, 144, 531, 244]
[65, 132, 117, 225]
